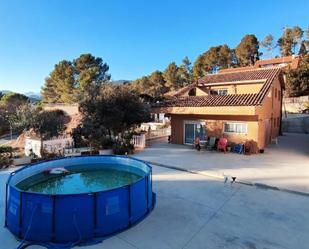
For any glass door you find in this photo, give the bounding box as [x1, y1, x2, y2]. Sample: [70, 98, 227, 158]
[184, 121, 206, 145]
[184, 123, 195, 144]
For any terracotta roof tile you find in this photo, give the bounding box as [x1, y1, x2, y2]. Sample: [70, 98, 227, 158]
[154, 67, 282, 108]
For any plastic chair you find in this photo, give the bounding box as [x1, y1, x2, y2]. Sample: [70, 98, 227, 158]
[205, 137, 216, 150]
[233, 144, 243, 154]
[217, 138, 228, 153]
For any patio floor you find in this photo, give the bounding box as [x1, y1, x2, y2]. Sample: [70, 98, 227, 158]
[1, 164, 309, 249]
[136, 132, 309, 194]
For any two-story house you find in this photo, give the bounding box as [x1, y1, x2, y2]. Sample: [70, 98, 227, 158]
[152, 67, 284, 150]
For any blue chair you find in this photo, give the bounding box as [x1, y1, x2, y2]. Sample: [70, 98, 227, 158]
[233, 144, 243, 154]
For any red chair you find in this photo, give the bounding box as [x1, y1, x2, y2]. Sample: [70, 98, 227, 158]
[217, 138, 228, 153]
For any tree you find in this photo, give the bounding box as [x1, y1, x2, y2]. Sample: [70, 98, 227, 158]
[178, 56, 193, 86]
[163, 62, 181, 91]
[193, 45, 234, 78]
[0, 92, 29, 135]
[29, 110, 67, 156]
[193, 54, 206, 79]
[260, 34, 275, 58]
[41, 53, 111, 104]
[77, 84, 150, 150]
[278, 26, 304, 56]
[41, 78, 59, 103]
[43, 60, 75, 103]
[285, 55, 309, 97]
[235, 34, 260, 66]
[73, 53, 111, 100]
[299, 41, 307, 56]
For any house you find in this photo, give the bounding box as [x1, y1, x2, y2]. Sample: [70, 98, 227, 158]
[219, 55, 300, 74]
[152, 67, 284, 150]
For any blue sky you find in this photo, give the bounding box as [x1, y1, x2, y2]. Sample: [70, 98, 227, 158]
[0, 0, 308, 93]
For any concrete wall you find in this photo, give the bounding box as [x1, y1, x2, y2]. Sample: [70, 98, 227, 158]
[283, 95, 309, 113]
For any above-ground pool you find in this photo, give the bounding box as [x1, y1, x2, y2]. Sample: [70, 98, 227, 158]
[5, 156, 155, 244]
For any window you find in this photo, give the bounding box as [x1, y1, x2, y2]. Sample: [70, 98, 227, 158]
[210, 89, 228, 95]
[278, 90, 281, 101]
[275, 88, 277, 98]
[188, 88, 196, 96]
[224, 122, 247, 134]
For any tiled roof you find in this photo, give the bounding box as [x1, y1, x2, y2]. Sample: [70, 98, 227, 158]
[198, 67, 280, 85]
[156, 94, 260, 107]
[255, 56, 299, 69]
[154, 67, 282, 108]
[219, 66, 256, 74]
[166, 83, 196, 97]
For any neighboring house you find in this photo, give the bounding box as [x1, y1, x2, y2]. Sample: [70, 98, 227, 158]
[219, 55, 300, 74]
[152, 67, 284, 150]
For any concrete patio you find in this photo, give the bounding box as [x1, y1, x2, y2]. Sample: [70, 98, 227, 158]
[136, 132, 309, 194]
[1, 164, 309, 249]
[0, 132, 308, 248]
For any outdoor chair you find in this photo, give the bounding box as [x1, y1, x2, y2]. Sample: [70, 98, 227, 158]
[233, 144, 243, 154]
[205, 137, 216, 150]
[217, 138, 228, 153]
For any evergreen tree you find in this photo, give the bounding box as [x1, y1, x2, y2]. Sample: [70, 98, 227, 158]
[41, 78, 59, 103]
[73, 53, 110, 100]
[298, 41, 307, 56]
[178, 56, 193, 86]
[235, 34, 260, 66]
[163, 62, 181, 91]
[260, 34, 275, 58]
[41, 53, 110, 104]
[278, 26, 303, 56]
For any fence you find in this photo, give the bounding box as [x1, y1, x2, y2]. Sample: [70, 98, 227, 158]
[132, 134, 146, 148]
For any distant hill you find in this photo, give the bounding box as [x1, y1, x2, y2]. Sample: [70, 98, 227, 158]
[0, 90, 41, 103]
[23, 92, 41, 100]
[0, 90, 12, 95]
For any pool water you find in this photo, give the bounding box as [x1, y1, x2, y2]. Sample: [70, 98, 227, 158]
[16, 168, 143, 195]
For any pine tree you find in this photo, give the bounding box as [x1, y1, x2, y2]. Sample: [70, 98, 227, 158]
[235, 34, 260, 66]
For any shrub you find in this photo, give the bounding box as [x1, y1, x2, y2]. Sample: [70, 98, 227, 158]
[0, 146, 13, 154]
[0, 155, 12, 168]
[112, 142, 134, 155]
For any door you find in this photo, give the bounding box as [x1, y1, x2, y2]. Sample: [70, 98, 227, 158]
[184, 123, 195, 144]
[184, 121, 206, 145]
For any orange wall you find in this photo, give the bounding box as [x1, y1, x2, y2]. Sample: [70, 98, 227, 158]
[255, 76, 282, 148]
[170, 114, 260, 147]
[198, 82, 264, 95]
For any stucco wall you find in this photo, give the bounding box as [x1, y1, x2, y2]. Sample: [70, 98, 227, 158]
[198, 82, 263, 95]
[255, 75, 282, 148]
[170, 114, 260, 148]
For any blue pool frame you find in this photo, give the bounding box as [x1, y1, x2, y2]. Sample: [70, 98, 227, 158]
[5, 155, 155, 244]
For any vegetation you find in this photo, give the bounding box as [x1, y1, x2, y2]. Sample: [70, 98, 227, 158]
[41, 53, 110, 103]
[28, 110, 67, 157]
[74, 84, 151, 154]
[132, 25, 309, 98]
[285, 55, 309, 97]
[0, 92, 31, 135]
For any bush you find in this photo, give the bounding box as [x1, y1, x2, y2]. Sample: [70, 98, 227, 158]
[0, 146, 13, 154]
[0, 155, 12, 168]
[112, 142, 134, 155]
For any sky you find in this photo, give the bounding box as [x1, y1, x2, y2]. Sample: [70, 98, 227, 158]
[0, 0, 308, 93]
